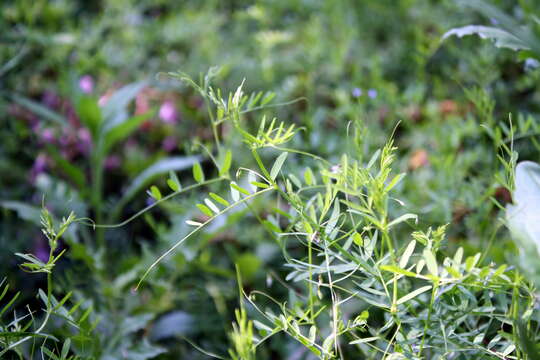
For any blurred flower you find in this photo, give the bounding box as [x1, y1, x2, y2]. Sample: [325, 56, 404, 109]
[352, 87, 362, 98]
[146, 197, 156, 207]
[162, 136, 177, 152]
[40, 128, 56, 144]
[135, 91, 150, 115]
[408, 149, 429, 170]
[30, 154, 48, 183]
[77, 128, 92, 154]
[368, 89, 378, 99]
[439, 100, 457, 116]
[490, 18, 499, 25]
[42, 91, 61, 109]
[104, 155, 121, 170]
[34, 237, 49, 263]
[159, 100, 178, 124]
[79, 75, 94, 94]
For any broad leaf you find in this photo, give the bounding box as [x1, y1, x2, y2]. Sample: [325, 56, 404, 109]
[443, 25, 530, 51]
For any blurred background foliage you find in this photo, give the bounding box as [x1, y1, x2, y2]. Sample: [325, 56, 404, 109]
[1, 0, 540, 358]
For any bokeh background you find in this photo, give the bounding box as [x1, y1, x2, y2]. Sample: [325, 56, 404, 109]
[2, 0, 540, 358]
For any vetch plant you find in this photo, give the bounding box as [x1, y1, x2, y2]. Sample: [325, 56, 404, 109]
[116, 72, 538, 359]
[0, 207, 98, 359]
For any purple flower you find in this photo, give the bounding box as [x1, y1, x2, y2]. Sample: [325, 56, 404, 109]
[146, 197, 156, 207]
[490, 18, 499, 25]
[77, 128, 92, 154]
[34, 237, 49, 263]
[79, 75, 94, 94]
[40, 128, 56, 144]
[162, 136, 177, 152]
[42, 91, 60, 109]
[104, 155, 121, 170]
[352, 87, 362, 98]
[30, 154, 48, 183]
[368, 89, 378, 99]
[159, 100, 178, 124]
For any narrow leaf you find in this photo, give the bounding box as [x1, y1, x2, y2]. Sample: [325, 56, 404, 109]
[423, 249, 438, 277]
[399, 240, 416, 269]
[196, 204, 213, 217]
[220, 149, 232, 176]
[193, 162, 204, 183]
[270, 152, 288, 180]
[397, 285, 432, 305]
[209, 192, 230, 207]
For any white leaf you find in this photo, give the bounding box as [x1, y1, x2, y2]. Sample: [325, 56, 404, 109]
[506, 161, 540, 255]
[443, 25, 529, 51]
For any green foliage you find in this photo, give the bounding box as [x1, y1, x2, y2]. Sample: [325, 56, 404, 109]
[2, 0, 540, 359]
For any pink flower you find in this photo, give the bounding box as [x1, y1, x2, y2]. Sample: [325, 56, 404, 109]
[159, 100, 178, 124]
[40, 128, 56, 144]
[79, 75, 94, 94]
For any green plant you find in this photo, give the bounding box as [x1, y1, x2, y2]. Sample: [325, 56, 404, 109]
[126, 73, 539, 359]
[0, 207, 98, 359]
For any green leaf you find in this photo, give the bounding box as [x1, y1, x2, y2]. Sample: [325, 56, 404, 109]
[251, 181, 270, 189]
[0, 201, 42, 225]
[304, 167, 314, 186]
[350, 336, 379, 345]
[353, 232, 363, 246]
[380, 265, 416, 277]
[76, 96, 103, 139]
[148, 186, 162, 201]
[10, 94, 67, 126]
[465, 253, 481, 271]
[61, 338, 71, 359]
[220, 149, 232, 176]
[399, 240, 416, 269]
[387, 213, 418, 228]
[196, 204, 213, 217]
[193, 162, 204, 183]
[209, 192, 230, 207]
[385, 173, 405, 192]
[325, 199, 340, 236]
[262, 220, 281, 233]
[167, 171, 181, 192]
[230, 182, 250, 196]
[101, 81, 147, 123]
[423, 249, 438, 278]
[270, 152, 288, 180]
[46, 145, 86, 189]
[397, 285, 432, 305]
